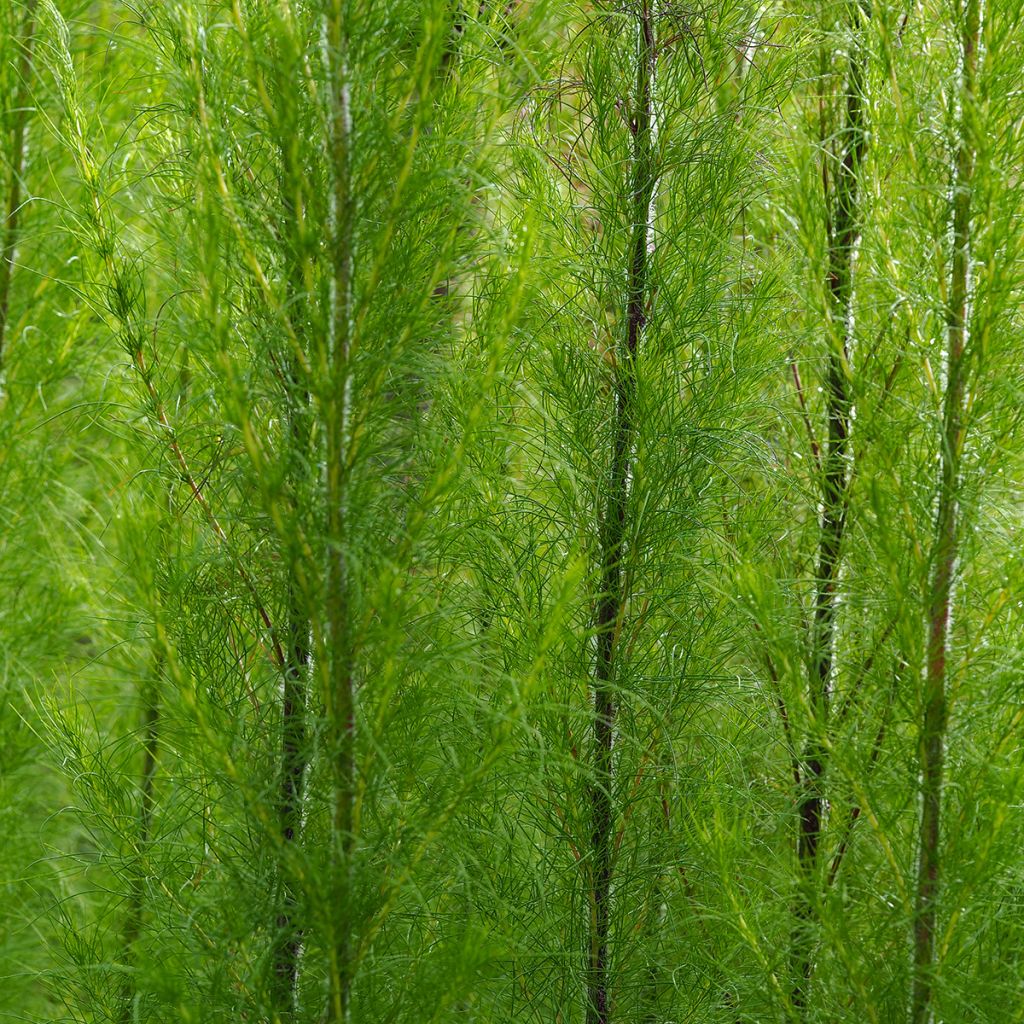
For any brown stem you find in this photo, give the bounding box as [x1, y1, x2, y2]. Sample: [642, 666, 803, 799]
[271, 572, 309, 1016]
[792, 7, 867, 1010]
[271, 172, 312, 1018]
[586, 8, 656, 1024]
[324, 6, 356, 1021]
[120, 650, 163, 1023]
[911, 0, 977, 1018]
[121, 362, 190, 1021]
[0, 0, 39, 373]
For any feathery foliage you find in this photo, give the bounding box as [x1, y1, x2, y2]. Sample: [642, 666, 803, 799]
[1, 1, 1023, 1022]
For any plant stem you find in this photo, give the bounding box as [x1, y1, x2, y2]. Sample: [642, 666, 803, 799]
[272, 566, 309, 1018]
[324, 4, 355, 1021]
[586, 7, 656, 1023]
[121, 359, 189, 1022]
[910, 0, 978, 1019]
[792, 7, 866, 1009]
[120, 650, 162, 1024]
[0, 0, 39, 374]
[271, 133, 313, 1022]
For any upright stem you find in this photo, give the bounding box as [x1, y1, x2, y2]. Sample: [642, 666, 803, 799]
[910, 0, 977, 1019]
[273, 566, 309, 1018]
[324, 4, 355, 1021]
[271, 137, 312, 1022]
[120, 650, 162, 1024]
[0, 0, 39, 374]
[120, 360, 189, 1022]
[792, 7, 866, 1009]
[586, 8, 656, 1024]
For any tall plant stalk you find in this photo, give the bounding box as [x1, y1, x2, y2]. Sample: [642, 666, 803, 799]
[792, 5, 867, 1009]
[120, 357, 192, 1020]
[271, 99, 313, 1024]
[586, 6, 657, 1023]
[323, 4, 355, 1021]
[120, 649, 162, 1023]
[274, 550, 309, 1019]
[0, 0, 39, 373]
[910, 0, 978, 1018]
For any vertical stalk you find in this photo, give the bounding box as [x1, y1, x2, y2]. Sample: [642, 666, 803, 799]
[910, 0, 978, 1019]
[0, 0, 39, 374]
[586, 7, 656, 1023]
[273, 561, 309, 1019]
[120, 362, 187, 1022]
[120, 651, 162, 1024]
[218, 14, 315, 1012]
[323, 3, 355, 1021]
[792, 4, 866, 1009]
[271, 133, 312, 1022]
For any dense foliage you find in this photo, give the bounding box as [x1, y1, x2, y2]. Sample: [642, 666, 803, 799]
[1, 1, 1022, 1022]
